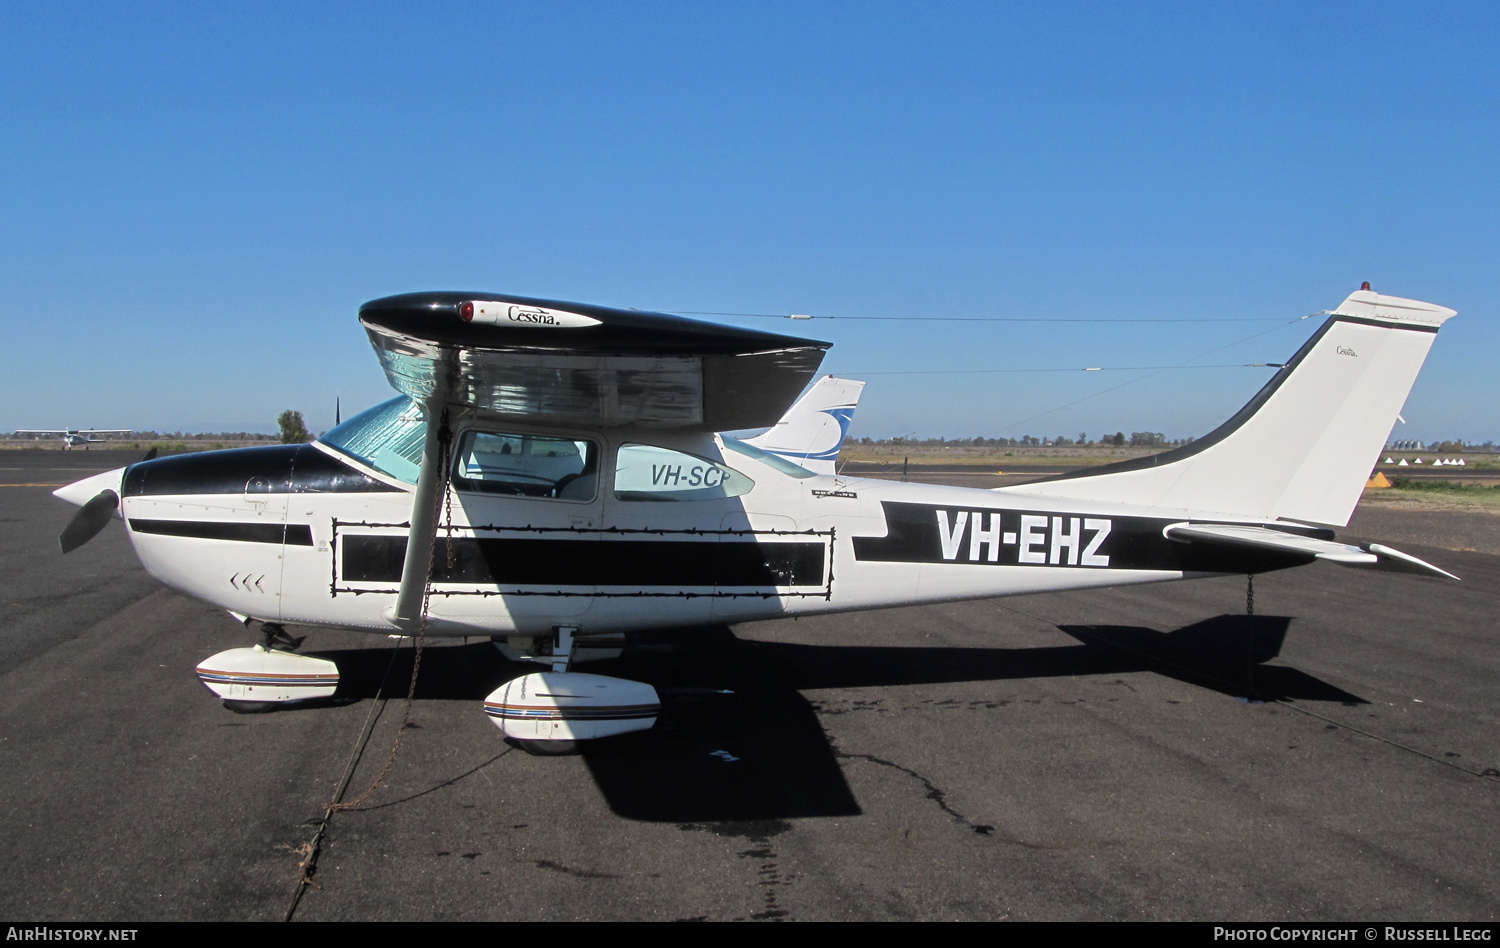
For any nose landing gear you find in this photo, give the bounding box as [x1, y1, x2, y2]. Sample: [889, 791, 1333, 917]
[484, 626, 659, 755]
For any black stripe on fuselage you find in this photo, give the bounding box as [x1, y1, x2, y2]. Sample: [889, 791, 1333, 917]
[341, 536, 826, 587]
[129, 519, 314, 546]
[853, 502, 1310, 574]
[122, 444, 399, 497]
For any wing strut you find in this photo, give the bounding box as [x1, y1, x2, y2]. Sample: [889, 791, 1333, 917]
[392, 369, 457, 629]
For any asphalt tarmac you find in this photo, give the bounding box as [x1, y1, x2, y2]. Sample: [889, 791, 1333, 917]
[2, 450, 1497, 921]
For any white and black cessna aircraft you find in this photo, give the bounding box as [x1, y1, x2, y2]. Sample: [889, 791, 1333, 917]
[18, 428, 132, 449]
[52, 286, 1457, 750]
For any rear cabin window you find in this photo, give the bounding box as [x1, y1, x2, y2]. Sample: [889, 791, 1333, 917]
[614, 444, 754, 502]
[454, 431, 598, 500]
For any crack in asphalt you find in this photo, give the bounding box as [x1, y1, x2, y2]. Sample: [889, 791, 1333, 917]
[833, 749, 1047, 847]
[534, 858, 621, 880]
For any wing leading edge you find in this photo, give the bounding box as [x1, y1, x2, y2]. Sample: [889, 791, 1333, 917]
[359, 292, 831, 431]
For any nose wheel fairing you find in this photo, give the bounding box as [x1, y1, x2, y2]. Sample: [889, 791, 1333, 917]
[483, 671, 661, 743]
[483, 626, 660, 744]
[195, 644, 339, 707]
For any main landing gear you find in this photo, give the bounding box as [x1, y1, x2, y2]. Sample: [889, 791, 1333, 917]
[195, 622, 339, 713]
[194, 622, 659, 754]
[484, 626, 660, 756]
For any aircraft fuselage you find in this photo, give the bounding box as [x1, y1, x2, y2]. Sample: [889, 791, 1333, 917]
[116, 420, 1305, 641]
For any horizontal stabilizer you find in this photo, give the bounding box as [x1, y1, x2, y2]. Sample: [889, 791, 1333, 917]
[1366, 543, 1460, 580]
[1164, 522, 1458, 580]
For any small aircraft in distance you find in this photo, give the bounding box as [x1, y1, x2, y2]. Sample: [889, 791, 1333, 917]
[52, 286, 1458, 753]
[18, 428, 132, 449]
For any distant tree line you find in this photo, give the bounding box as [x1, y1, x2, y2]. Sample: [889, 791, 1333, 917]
[119, 430, 279, 441]
[8, 430, 276, 440]
[1425, 440, 1494, 453]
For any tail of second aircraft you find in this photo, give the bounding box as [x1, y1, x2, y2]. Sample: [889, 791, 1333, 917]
[743, 375, 866, 475]
[1001, 287, 1456, 527]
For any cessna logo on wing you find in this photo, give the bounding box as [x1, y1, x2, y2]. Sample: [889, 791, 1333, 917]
[503, 305, 601, 328]
[852, 502, 1115, 568]
[508, 306, 557, 325]
[460, 301, 603, 329]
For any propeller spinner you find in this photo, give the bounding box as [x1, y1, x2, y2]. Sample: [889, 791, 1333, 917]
[52, 449, 151, 553]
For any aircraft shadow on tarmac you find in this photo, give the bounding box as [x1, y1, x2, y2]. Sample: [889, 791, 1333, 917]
[305, 614, 1363, 823]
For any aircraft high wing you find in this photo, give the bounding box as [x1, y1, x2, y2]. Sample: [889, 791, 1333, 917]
[50, 286, 1458, 753]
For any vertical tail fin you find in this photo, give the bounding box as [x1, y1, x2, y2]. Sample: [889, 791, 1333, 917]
[743, 375, 866, 475]
[1002, 288, 1455, 526]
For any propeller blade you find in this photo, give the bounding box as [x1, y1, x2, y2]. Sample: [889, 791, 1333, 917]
[60, 489, 119, 553]
[142, 447, 158, 462]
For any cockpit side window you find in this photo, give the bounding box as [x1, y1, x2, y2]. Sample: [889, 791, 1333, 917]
[319, 396, 426, 484]
[614, 444, 754, 501]
[453, 430, 598, 500]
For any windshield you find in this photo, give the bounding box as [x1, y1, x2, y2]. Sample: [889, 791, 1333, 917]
[320, 396, 426, 484]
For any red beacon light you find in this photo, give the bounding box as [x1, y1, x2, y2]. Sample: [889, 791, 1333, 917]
[459, 301, 475, 322]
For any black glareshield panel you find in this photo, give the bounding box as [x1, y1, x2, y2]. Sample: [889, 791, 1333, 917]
[853, 502, 1313, 574]
[121, 444, 398, 496]
[342, 536, 826, 588]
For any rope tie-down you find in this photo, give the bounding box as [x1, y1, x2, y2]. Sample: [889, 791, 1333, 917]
[284, 409, 453, 921]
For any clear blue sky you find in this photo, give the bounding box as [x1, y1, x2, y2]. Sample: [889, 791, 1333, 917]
[2, 1, 1495, 443]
